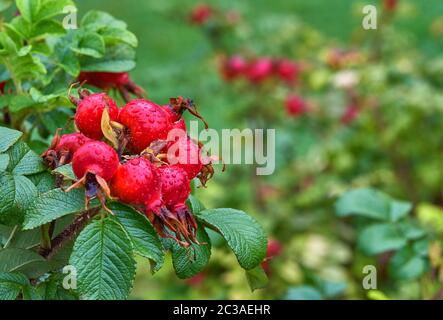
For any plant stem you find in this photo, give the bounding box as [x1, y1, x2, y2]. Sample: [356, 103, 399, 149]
[39, 224, 52, 255]
[39, 207, 101, 260]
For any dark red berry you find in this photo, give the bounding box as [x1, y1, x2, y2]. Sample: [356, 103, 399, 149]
[119, 99, 171, 153]
[72, 141, 119, 182]
[74, 93, 119, 140]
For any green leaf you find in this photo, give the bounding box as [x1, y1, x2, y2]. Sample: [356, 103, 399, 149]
[335, 188, 412, 222]
[389, 200, 412, 222]
[197, 208, 267, 270]
[0, 127, 22, 153]
[170, 221, 211, 279]
[0, 154, 9, 173]
[53, 37, 80, 76]
[80, 43, 135, 72]
[23, 188, 86, 230]
[0, 248, 44, 272]
[357, 223, 407, 255]
[245, 265, 268, 292]
[0, 272, 29, 300]
[102, 28, 137, 47]
[22, 284, 42, 300]
[187, 195, 205, 214]
[16, 0, 41, 22]
[0, 174, 38, 225]
[34, 0, 74, 21]
[335, 188, 391, 220]
[0, 32, 17, 54]
[0, 174, 15, 217]
[111, 203, 164, 273]
[52, 164, 75, 181]
[31, 20, 66, 39]
[388, 246, 428, 280]
[0, 0, 12, 12]
[81, 11, 127, 30]
[72, 32, 105, 58]
[8, 54, 46, 79]
[6, 140, 45, 175]
[8, 94, 35, 113]
[27, 171, 55, 193]
[70, 218, 136, 300]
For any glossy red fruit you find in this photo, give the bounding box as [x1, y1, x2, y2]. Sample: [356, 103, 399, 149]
[221, 55, 247, 81]
[119, 99, 171, 153]
[54, 132, 93, 162]
[157, 165, 198, 246]
[275, 59, 299, 84]
[246, 58, 274, 84]
[285, 94, 306, 117]
[190, 4, 213, 25]
[341, 104, 359, 124]
[72, 141, 119, 181]
[166, 136, 205, 180]
[157, 165, 191, 208]
[111, 157, 160, 205]
[74, 93, 119, 140]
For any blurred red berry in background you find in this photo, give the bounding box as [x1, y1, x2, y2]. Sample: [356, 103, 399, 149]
[275, 59, 300, 84]
[221, 55, 247, 81]
[285, 94, 306, 117]
[341, 104, 360, 124]
[384, 0, 398, 12]
[190, 4, 213, 25]
[246, 57, 274, 84]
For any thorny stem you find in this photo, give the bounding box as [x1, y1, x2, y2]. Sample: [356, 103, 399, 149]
[39, 207, 101, 260]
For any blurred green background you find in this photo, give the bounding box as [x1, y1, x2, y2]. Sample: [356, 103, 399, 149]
[75, 0, 443, 299]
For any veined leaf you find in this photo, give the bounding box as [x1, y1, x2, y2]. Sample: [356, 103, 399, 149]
[197, 208, 267, 270]
[70, 217, 136, 300]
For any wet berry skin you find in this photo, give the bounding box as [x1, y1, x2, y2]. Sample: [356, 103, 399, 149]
[74, 93, 119, 140]
[110, 157, 160, 205]
[158, 165, 191, 208]
[119, 99, 172, 153]
[72, 141, 119, 181]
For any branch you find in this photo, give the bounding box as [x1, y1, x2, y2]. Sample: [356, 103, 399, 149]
[39, 207, 101, 259]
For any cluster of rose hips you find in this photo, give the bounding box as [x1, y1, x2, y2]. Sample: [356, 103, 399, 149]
[43, 84, 214, 247]
[220, 55, 301, 85]
[221, 55, 308, 117]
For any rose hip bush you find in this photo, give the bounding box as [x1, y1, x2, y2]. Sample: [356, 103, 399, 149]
[0, 0, 267, 300]
[185, 1, 443, 299]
